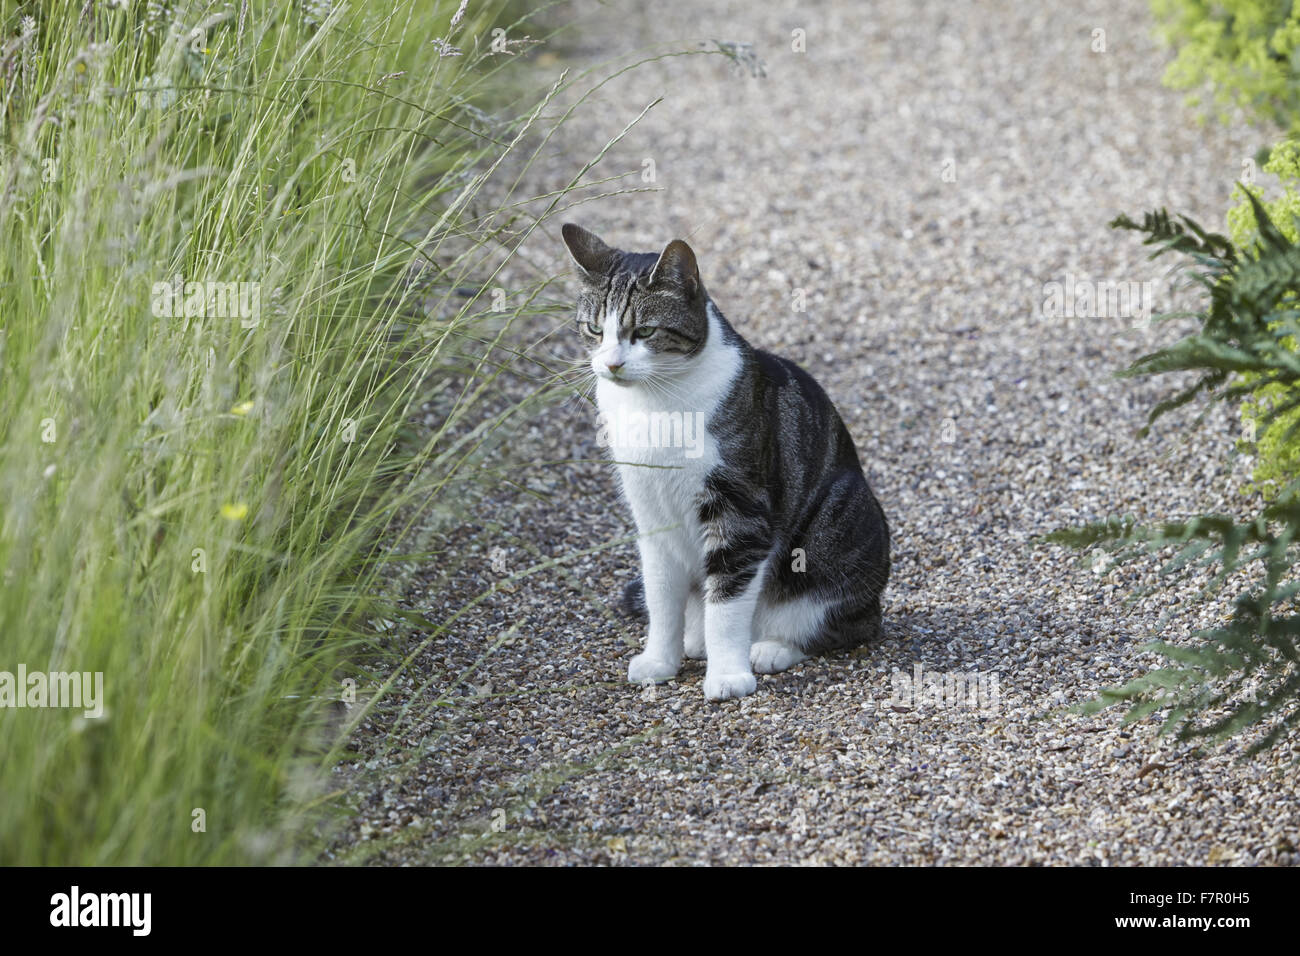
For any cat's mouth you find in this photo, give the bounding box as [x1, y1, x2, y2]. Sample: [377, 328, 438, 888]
[596, 367, 638, 385]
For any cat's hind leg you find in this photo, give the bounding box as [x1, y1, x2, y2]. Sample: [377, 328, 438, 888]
[749, 641, 807, 674]
[749, 593, 827, 674]
[802, 594, 883, 654]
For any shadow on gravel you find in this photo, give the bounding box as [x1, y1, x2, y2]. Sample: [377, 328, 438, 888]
[878, 603, 1011, 674]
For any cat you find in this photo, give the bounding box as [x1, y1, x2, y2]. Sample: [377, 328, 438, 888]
[562, 222, 890, 700]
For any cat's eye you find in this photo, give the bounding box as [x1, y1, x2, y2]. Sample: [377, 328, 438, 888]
[583, 318, 602, 337]
[632, 326, 658, 342]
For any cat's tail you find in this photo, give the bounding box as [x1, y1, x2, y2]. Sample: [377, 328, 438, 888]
[620, 577, 648, 621]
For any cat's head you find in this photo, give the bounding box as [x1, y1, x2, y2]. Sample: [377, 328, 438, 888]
[561, 223, 709, 385]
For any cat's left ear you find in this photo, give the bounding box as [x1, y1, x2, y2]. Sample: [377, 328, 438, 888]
[648, 239, 701, 297]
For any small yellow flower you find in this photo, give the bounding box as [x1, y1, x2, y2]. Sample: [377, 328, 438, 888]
[231, 400, 255, 416]
[220, 503, 249, 521]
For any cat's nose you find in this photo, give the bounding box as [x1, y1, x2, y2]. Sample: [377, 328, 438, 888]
[606, 361, 624, 375]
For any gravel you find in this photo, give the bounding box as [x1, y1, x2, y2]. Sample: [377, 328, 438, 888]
[324, 0, 1300, 865]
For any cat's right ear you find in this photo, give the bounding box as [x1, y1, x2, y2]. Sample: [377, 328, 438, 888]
[647, 239, 700, 298]
[561, 223, 616, 279]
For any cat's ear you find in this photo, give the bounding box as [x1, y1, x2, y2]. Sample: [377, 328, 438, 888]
[562, 223, 617, 278]
[648, 239, 700, 297]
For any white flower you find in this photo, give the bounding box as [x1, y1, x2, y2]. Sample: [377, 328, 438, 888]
[301, 0, 333, 28]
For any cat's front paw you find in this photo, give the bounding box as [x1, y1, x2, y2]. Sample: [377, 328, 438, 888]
[628, 652, 679, 685]
[702, 669, 757, 700]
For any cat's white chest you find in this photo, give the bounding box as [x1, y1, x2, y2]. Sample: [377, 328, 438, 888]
[598, 383, 716, 521]
[594, 304, 740, 562]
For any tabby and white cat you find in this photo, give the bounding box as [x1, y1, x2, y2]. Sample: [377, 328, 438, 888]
[562, 223, 890, 700]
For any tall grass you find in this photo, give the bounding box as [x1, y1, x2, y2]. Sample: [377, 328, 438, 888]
[0, 0, 573, 864]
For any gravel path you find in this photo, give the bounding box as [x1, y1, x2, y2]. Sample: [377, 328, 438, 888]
[326, 0, 1300, 865]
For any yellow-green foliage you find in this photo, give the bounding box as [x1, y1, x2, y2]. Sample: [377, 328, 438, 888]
[1152, 0, 1300, 129]
[1152, 1, 1300, 494]
[1228, 141, 1300, 496]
